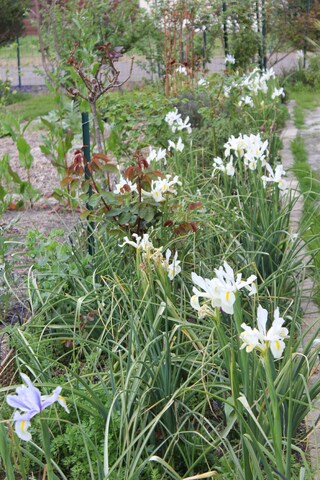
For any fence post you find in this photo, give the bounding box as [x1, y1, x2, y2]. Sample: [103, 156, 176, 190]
[256, 1, 262, 70]
[304, 0, 311, 68]
[82, 112, 95, 256]
[16, 37, 22, 89]
[260, 0, 267, 70]
[222, 1, 229, 56]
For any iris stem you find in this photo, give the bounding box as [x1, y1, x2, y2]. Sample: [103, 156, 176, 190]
[263, 350, 285, 475]
[40, 418, 59, 480]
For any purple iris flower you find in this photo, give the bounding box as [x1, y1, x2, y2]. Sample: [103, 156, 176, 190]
[6, 373, 69, 441]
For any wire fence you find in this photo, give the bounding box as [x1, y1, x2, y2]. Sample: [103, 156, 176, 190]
[0, 37, 45, 89]
[0, 36, 300, 90]
[0, 37, 158, 89]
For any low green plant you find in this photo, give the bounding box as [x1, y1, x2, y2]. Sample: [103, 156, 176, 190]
[0, 77, 16, 107]
[304, 55, 320, 87]
[0, 113, 41, 206]
[287, 82, 320, 112]
[100, 86, 173, 157]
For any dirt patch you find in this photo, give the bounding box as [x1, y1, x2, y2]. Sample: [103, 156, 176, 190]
[2, 208, 79, 238]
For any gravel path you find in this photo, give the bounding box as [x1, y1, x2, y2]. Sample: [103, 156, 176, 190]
[281, 101, 320, 477]
[0, 52, 301, 88]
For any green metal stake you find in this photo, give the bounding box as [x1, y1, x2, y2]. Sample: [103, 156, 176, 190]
[82, 112, 95, 256]
[16, 37, 22, 89]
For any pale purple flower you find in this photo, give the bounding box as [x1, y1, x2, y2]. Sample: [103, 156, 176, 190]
[6, 373, 69, 441]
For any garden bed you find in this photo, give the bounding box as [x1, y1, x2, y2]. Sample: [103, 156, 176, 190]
[0, 63, 319, 479]
[2, 1, 320, 472]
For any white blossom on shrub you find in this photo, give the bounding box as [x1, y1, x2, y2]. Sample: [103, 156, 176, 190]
[224, 133, 269, 170]
[198, 78, 208, 87]
[119, 236, 181, 280]
[165, 108, 181, 127]
[238, 95, 254, 108]
[119, 233, 154, 252]
[212, 157, 235, 177]
[223, 85, 232, 98]
[176, 65, 187, 75]
[165, 108, 192, 134]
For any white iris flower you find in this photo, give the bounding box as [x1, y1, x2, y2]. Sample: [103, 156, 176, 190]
[240, 305, 289, 359]
[191, 261, 256, 315]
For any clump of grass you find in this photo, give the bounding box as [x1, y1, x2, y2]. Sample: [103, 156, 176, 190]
[288, 83, 320, 111]
[293, 104, 305, 128]
[288, 84, 320, 128]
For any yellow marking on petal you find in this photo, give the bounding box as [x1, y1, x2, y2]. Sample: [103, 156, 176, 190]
[225, 291, 230, 301]
[275, 340, 281, 350]
[58, 395, 66, 403]
[21, 421, 26, 432]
